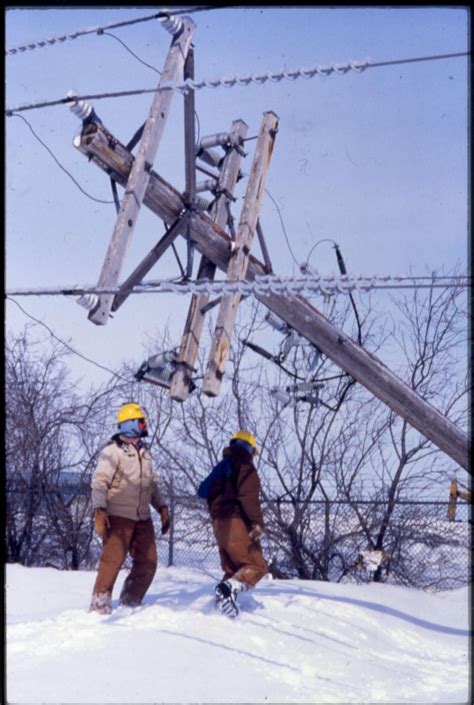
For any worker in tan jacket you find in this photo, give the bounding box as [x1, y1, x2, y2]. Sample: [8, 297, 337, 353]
[90, 402, 170, 615]
[198, 430, 268, 618]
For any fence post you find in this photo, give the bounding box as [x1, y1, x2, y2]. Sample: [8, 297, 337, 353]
[168, 484, 175, 567]
[448, 479, 458, 521]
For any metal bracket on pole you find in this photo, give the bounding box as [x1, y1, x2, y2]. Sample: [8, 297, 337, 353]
[87, 16, 196, 325]
[202, 111, 279, 397]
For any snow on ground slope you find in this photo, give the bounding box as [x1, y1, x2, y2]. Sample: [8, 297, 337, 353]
[6, 564, 471, 704]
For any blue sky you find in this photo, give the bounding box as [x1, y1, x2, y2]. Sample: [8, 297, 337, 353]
[5, 6, 469, 389]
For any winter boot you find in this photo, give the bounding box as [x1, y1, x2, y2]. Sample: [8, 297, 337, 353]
[215, 578, 246, 618]
[89, 591, 112, 615]
[119, 585, 142, 608]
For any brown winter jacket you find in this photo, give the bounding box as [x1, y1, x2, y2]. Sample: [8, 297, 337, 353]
[207, 445, 264, 529]
[91, 435, 167, 521]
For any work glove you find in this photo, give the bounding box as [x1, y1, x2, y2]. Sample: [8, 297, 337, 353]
[248, 523, 264, 543]
[94, 508, 110, 538]
[159, 505, 171, 535]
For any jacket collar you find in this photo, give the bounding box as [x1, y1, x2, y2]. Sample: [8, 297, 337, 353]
[111, 433, 146, 451]
[223, 444, 253, 462]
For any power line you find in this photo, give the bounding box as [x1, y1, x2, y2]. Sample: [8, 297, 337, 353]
[265, 189, 300, 268]
[5, 274, 470, 300]
[101, 31, 162, 75]
[5, 51, 469, 116]
[5, 6, 226, 56]
[7, 297, 131, 382]
[10, 113, 115, 205]
[305, 238, 338, 265]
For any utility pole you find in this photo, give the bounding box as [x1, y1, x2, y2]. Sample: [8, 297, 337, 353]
[73, 120, 470, 472]
[87, 16, 196, 325]
[76, 123, 470, 469]
[202, 111, 278, 397]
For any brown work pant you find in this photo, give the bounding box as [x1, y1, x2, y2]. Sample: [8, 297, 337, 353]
[92, 515, 157, 608]
[213, 515, 268, 588]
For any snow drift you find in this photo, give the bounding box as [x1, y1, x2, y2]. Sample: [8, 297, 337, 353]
[6, 564, 471, 704]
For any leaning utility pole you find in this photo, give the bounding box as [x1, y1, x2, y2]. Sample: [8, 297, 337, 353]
[73, 120, 469, 472]
[69, 12, 470, 472]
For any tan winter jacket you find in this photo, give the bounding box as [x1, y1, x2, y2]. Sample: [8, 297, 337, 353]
[91, 435, 166, 521]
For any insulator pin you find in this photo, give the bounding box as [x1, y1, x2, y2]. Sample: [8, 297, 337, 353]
[196, 147, 223, 169]
[195, 179, 218, 194]
[158, 14, 183, 36]
[76, 293, 99, 311]
[66, 90, 101, 125]
[265, 311, 290, 334]
[195, 196, 211, 211]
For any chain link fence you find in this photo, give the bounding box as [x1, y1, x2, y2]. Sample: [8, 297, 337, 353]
[6, 486, 471, 590]
[156, 496, 471, 591]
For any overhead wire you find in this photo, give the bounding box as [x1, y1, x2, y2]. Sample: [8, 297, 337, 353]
[10, 113, 115, 205]
[100, 31, 162, 75]
[305, 238, 338, 265]
[302, 237, 364, 343]
[5, 6, 228, 56]
[5, 51, 469, 116]
[265, 189, 300, 268]
[5, 274, 470, 299]
[333, 244, 363, 345]
[7, 297, 131, 382]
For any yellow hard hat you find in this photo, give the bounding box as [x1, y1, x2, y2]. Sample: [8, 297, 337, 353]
[117, 402, 146, 425]
[231, 430, 259, 455]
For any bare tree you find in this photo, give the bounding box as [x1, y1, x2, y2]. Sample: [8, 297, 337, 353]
[336, 278, 469, 587]
[145, 277, 468, 587]
[5, 326, 121, 568]
[7, 268, 466, 587]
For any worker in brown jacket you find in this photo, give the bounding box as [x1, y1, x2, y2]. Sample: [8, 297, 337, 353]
[89, 402, 170, 615]
[198, 430, 268, 618]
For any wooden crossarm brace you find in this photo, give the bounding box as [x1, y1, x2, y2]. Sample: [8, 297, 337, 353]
[202, 111, 279, 397]
[256, 220, 273, 273]
[87, 17, 196, 326]
[73, 122, 470, 471]
[169, 119, 249, 402]
[112, 213, 188, 312]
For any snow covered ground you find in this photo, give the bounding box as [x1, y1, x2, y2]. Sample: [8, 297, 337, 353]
[6, 564, 471, 704]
